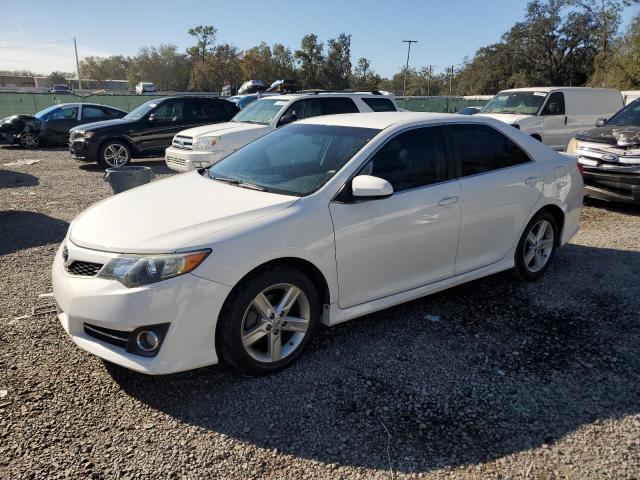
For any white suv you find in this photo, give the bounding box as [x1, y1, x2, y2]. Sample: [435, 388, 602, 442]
[164, 92, 398, 172]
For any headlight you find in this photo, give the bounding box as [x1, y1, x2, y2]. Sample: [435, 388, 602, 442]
[84, 131, 95, 139]
[566, 137, 578, 154]
[98, 250, 211, 287]
[193, 136, 219, 151]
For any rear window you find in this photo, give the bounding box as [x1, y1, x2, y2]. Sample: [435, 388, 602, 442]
[362, 97, 397, 112]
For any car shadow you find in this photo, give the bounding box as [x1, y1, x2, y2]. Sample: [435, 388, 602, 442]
[0, 211, 69, 255]
[78, 158, 174, 176]
[107, 243, 640, 474]
[0, 169, 39, 189]
[584, 196, 640, 216]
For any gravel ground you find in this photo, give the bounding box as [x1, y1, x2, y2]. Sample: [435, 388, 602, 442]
[1, 146, 639, 480]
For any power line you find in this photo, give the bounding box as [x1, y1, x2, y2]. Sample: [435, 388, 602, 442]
[0, 38, 75, 50]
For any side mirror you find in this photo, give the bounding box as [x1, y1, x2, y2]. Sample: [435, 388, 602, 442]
[278, 113, 297, 126]
[595, 118, 607, 127]
[352, 175, 393, 199]
[148, 113, 157, 123]
[547, 102, 559, 114]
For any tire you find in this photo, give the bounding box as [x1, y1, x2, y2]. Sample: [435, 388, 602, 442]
[97, 140, 131, 169]
[218, 266, 320, 376]
[19, 132, 39, 149]
[513, 212, 558, 281]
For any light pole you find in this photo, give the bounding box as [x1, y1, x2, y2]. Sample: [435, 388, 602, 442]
[74, 37, 82, 90]
[402, 40, 417, 97]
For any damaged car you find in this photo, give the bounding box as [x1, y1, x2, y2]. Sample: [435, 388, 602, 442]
[0, 103, 126, 149]
[568, 99, 640, 203]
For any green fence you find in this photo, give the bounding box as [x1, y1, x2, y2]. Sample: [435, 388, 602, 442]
[396, 97, 489, 113]
[0, 93, 167, 118]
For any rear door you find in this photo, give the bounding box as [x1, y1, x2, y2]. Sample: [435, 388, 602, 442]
[444, 123, 542, 274]
[540, 91, 567, 150]
[45, 105, 80, 143]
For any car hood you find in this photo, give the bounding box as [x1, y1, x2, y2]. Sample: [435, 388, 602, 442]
[70, 117, 134, 132]
[0, 115, 41, 132]
[576, 125, 640, 147]
[475, 113, 531, 124]
[178, 121, 269, 139]
[70, 171, 298, 253]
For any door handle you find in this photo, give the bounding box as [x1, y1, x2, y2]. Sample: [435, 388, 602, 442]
[524, 176, 542, 186]
[437, 195, 459, 206]
[564, 116, 568, 125]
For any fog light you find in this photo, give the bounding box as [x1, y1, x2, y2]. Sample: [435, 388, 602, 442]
[136, 330, 160, 352]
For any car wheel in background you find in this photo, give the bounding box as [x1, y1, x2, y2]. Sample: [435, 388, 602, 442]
[19, 132, 39, 149]
[98, 141, 131, 169]
[513, 212, 558, 281]
[218, 266, 320, 375]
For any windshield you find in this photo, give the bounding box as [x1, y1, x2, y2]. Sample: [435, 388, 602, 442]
[124, 99, 160, 120]
[481, 91, 548, 115]
[34, 105, 60, 120]
[231, 98, 287, 125]
[208, 123, 380, 196]
[604, 100, 640, 126]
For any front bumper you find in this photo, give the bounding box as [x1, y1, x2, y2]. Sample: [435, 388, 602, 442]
[0, 132, 15, 144]
[583, 169, 640, 204]
[52, 241, 232, 374]
[69, 139, 98, 161]
[165, 146, 234, 173]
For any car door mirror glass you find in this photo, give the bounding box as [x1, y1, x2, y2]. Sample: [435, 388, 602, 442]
[352, 175, 393, 198]
[595, 117, 607, 127]
[278, 113, 297, 127]
[547, 102, 558, 114]
[148, 113, 157, 123]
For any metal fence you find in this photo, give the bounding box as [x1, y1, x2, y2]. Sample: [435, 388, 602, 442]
[395, 96, 489, 113]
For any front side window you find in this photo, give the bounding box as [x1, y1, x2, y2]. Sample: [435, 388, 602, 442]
[358, 127, 448, 192]
[446, 124, 530, 177]
[362, 97, 397, 112]
[124, 99, 159, 120]
[541, 92, 565, 116]
[208, 124, 379, 196]
[152, 101, 185, 123]
[481, 91, 548, 115]
[606, 99, 640, 126]
[49, 106, 78, 121]
[232, 98, 287, 125]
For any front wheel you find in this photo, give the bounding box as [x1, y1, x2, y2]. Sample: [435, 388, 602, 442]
[218, 266, 320, 375]
[19, 132, 39, 149]
[513, 212, 558, 281]
[98, 140, 131, 168]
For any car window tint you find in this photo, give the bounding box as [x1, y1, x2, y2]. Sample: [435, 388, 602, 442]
[50, 106, 78, 121]
[319, 98, 359, 115]
[359, 127, 448, 192]
[362, 98, 397, 112]
[82, 106, 107, 119]
[446, 124, 530, 177]
[152, 101, 185, 122]
[284, 99, 323, 120]
[541, 92, 565, 116]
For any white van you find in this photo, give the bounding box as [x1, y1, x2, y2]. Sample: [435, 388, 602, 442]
[477, 87, 623, 150]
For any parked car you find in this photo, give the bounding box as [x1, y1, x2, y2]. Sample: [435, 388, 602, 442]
[136, 82, 157, 95]
[456, 106, 482, 115]
[69, 96, 238, 168]
[165, 92, 399, 172]
[50, 84, 73, 94]
[238, 80, 266, 95]
[0, 103, 126, 149]
[477, 87, 623, 150]
[53, 112, 582, 376]
[567, 98, 640, 203]
[227, 94, 261, 110]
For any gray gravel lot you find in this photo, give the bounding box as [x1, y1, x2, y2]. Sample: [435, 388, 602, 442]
[1, 146, 639, 479]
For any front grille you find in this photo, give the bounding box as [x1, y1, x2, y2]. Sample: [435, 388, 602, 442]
[577, 141, 640, 172]
[172, 135, 193, 150]
[84, 323, 130, 349]
[66, 261, 103, 277]
[166, 156, 186, 166]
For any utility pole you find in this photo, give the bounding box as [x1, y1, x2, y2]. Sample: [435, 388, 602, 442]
[401, 40, 418, 97]
[74, 37, 82, 90]
[427, 65, 435, 96]
[449, 65, 454, 96]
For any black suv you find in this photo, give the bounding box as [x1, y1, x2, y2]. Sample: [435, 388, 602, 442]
[69, 96, 239, 168]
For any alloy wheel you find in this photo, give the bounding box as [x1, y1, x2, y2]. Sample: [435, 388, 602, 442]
[240, 283, 311, 363]
[523, 219, 554, 273]
[20, 132, 38, 149]
[104, 144, 129, 167]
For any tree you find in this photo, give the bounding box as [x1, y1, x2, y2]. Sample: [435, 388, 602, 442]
[80, 55, 129, 81]
[322, 33, 352, 89]
[294, 34, 324, 88]
[127, 45, 190, 91]
[241, 42, 275, 82]
[272, 43, 297, 80]
[47, 71, 69, 86]
[187, 25, 217, 90]
[351, 57, 381, 89]
[599, 13, 640, 87]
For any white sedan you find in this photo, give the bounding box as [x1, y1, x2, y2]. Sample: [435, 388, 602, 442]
[52, 113, 583, 375]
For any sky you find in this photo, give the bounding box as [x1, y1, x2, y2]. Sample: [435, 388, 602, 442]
[1, 0, 639, 78]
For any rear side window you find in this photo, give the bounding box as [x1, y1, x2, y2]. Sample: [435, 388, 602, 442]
[541, 92, 565, 116]
[283, 97, 359, 122]
[362, 97, 397, 112]
[319, 98, 359, 115]
[82, 106, 108, 119]
[445, 124, 530, 177]
[359, 127, 448, 192]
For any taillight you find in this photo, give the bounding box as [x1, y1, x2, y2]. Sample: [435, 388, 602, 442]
[577, 162, 584, 175]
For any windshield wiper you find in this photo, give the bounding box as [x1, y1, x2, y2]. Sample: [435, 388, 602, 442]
[238, 120, 266, 125]
[208, 172, 267, 191]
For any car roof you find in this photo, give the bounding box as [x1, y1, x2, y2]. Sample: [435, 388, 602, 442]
[253, 92, 394, 102]
[297, 112, 459, 129]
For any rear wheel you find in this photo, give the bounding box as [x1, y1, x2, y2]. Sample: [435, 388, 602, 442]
[19, 132, 39, 149]
[98, 140, 131, 168]
[513, 212, 558, 281]
[218, 267, 320, 375]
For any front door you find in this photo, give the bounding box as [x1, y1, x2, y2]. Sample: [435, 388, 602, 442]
[443, 123, 543, 274]
[46, 105, 80, 143]
[329, 126, 462, 309]
[541, 92, 567, 150]
[137, 99, 190, 153]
